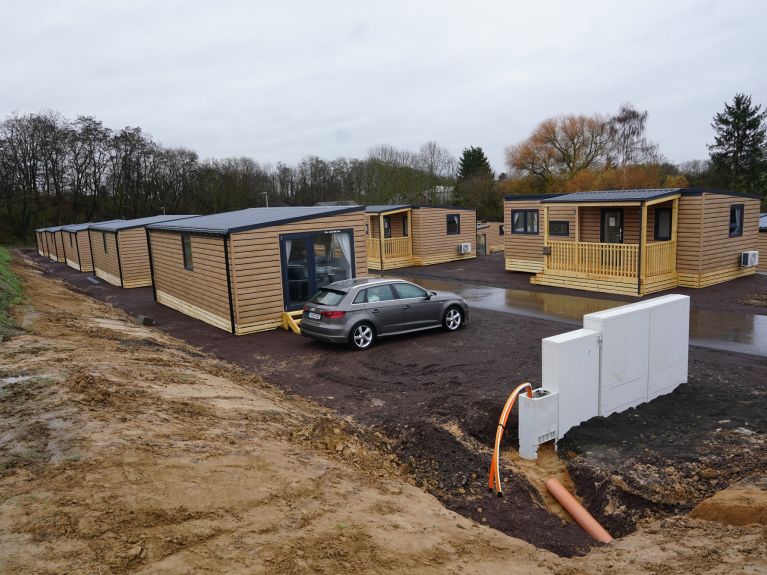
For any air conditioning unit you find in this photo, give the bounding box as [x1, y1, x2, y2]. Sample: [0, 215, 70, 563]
[458, 242, 472, 254]
[740, 251, 759, 267]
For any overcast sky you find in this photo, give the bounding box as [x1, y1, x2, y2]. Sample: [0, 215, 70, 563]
[2, 0, 765, 172]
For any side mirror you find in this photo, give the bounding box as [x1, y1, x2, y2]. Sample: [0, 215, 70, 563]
[426, 291, 436, 299]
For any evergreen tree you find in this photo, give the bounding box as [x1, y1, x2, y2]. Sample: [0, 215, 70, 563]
[708, 93, 767, 195]
[455, 146, 499, 217]
[457, 146, 494, 181]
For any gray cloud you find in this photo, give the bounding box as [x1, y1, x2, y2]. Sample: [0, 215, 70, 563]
[2, 0, 765, 172]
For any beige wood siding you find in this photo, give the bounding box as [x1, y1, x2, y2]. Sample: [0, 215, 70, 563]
[700, 193, 759, 272]
[117, 228, 153, 288]
[410, 207, 476, 265]
[36, 232, 47, 256]
[77, 230, 94, 272]
[46, 231, 65, 262]
[758, 231, 767, 273]
[150, 231, 232, 332]
[504, 200, 545, 272]
[477, 221, 507, 252]
[579, 206, 641, 244]
[676, 195, 703, 275]
[232, 211, 367, 334]
[90, 230, 122, 286]
[62, 231, 81, 270]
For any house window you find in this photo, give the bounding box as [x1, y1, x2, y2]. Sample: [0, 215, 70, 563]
[499, 224, 505, 236]
[69, 234, 74, 247]
[403, 213, 409, 237]
[549, 221, 569, 237]
[383, 216, 392, 239]
[654, 208, 672, 241]
[729, 204, 744, 237]
[102, 232, 108, 254]
[511, 210, 539, 234]
[446, 214, 461, 235]
[182, 233, 193, 271]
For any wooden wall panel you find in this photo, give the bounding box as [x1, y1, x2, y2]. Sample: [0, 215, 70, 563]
[117, 228, 153, 287]
[504, 200, 545, 271]
[232, 211, 367, 333]
[758, 232, 767, 273]
[90, 230, 122, 286]
[77, 230, 94, 272]
[699, 193, 759, 273]
[368, 213, 407, 239]
[676, 195, 703, 274]
[62, 231, 81, 270]
[150, 231, 232, 330]
[36, 232, 47, 257]
[411, 207, 476, 265]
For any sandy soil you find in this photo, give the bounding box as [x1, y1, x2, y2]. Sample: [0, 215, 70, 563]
[2, 252, 765, 574]
[392, 252, 767, 315]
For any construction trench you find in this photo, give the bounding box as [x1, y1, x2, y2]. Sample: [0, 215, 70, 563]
[13, 251, 767, 560]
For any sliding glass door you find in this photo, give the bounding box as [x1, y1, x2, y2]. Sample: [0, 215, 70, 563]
[280, 229, 355, 310]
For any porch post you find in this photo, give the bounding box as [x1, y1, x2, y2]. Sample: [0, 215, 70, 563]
[378, 213, 385, 271]
[574, 206, 579, 241]
[638, 202, 647, 295]
[406, 209, 412, 257]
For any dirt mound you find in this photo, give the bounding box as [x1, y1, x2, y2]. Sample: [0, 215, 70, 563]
[690, 477, 767, 526]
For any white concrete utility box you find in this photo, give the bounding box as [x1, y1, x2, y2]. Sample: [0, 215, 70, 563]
[541, 328, 600, 437]
[584, 294, 690, 417]
[518, 389, 559, 460]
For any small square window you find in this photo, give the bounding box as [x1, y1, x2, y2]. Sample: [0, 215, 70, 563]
[511, 210, 539, 234]
[729, 204, 744, 237]
[446, 214, 461, 235]
[549, 221, 570, 237]
[654, 208, 672, 241]
[182, 233, 193, 271]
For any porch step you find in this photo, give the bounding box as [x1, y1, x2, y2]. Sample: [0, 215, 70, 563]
[281, 310, 303, 334]
[531, 271, 641, 296]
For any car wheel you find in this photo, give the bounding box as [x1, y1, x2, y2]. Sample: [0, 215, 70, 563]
[443, 306, 464, 331]
[350, 322, 376, 350]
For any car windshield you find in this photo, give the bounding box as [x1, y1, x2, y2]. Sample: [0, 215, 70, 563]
[308, 288, 346, 306]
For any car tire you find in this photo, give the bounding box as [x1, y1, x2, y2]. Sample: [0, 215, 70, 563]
[350, 322, 376, 350]
[442, 306, 464, 331]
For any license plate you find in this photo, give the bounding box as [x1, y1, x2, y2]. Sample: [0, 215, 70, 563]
[307, 312, 321, 320]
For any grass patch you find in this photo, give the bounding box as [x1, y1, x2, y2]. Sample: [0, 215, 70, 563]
[0, 246, 22, 336]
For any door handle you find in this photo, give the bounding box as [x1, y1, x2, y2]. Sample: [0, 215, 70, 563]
[403, 304, 412, 309]
[371, 308, 380, 314]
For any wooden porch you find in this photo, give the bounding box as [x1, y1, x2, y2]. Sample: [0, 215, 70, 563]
[532, 194, 680, 296]
[366, 207, 416, 270]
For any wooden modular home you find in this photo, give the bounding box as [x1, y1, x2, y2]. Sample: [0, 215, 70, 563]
[759, 216, 767, 273]
[365, 205, 477, 270]
[44, 226, 67, 262]
[146, 206, 367, 335]
[504, 188, 761, 296]
[61, 220, 123, 272]
[477, 221, 505, 255]
[35, 228, 48, 257]
[88, 215, 195, 288]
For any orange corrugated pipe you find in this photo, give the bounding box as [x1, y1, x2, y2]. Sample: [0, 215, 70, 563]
[488, 382, 533, 496]
[545, 478, 613, 543]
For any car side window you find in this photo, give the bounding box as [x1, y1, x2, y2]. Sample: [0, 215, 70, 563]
[364, 285, 396, 303]
[393, 283, 427, 299]
[353, 289, 367, 304]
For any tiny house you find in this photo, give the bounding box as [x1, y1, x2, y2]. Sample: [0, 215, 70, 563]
[44, 226, 66, 262]
[146, 206, 367, 335]
[61, 220, 123, 272]
[476, 221, 505, 255]
[365, 205, 477, 270]
[88, 215, 195, 288]
[504, 188, 761, 296]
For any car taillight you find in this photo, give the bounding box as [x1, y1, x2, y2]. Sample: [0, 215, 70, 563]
[302, 305, 309, 312]
[321, 310, 346, 319]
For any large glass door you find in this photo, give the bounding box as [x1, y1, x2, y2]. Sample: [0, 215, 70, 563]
[280, 230, 355, 310]
[600, 208, 624, 243]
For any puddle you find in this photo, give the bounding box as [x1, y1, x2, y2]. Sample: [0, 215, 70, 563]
[396, 276, 767, 357]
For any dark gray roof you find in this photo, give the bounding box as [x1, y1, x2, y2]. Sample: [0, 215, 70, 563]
[147, 206, 364, 234]
[89, 214, 196, 232]
[39, 225, 65, 232]
[365, 204, 412, 213]
[62, 219, 124, 233]
[542, 189, 682, 203]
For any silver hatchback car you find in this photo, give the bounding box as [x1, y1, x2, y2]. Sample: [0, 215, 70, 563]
[300, 278, 468, 350]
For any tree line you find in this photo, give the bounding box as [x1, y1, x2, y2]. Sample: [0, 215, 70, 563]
[2, 94, 764, 243]
[0, 112, 457, 242]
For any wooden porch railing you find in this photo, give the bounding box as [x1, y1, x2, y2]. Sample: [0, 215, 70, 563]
[367, 237, 412, 261]
[547, 241, 638, 277]
[644, 240, 676, 277]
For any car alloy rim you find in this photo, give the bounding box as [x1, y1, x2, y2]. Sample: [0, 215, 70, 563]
[446, 309, 461, 330]
[354, 325, 373, 348]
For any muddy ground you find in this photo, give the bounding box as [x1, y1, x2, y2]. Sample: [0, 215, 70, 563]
[1, 252, 765, 573]
[392, 251, 767, 315]
[26, 251, 767, 557]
